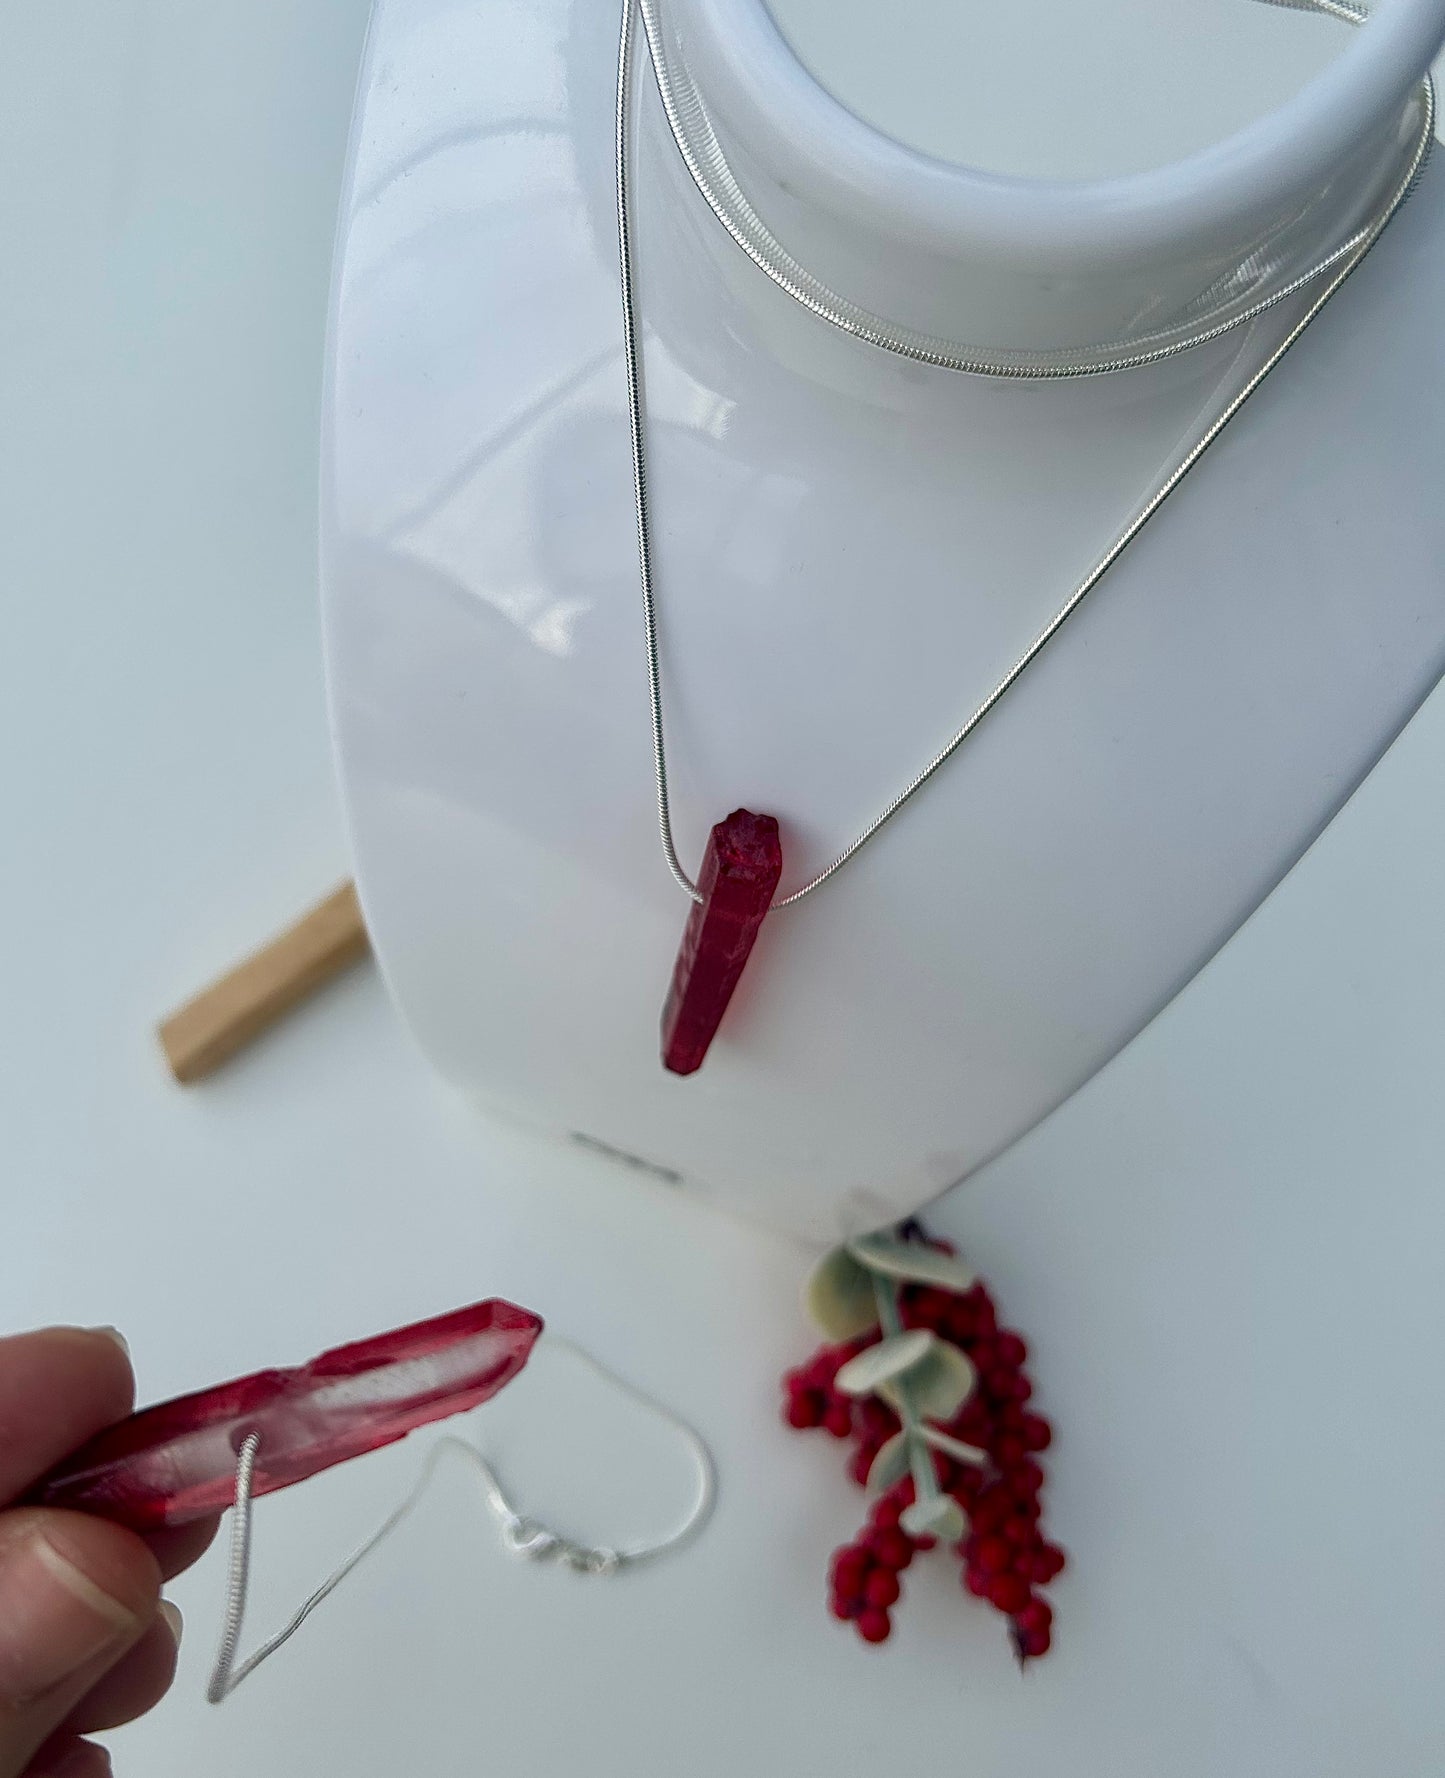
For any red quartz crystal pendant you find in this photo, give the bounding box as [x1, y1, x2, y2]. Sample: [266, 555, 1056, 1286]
[662, 809, 783, 1074]
[33, 1299, 544, 1531]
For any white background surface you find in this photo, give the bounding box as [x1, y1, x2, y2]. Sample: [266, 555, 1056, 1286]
[2, 5, 1444, 1775]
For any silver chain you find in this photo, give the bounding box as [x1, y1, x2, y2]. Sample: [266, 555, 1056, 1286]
[616, 0, 1435, 909]
[206, 1339, 716, 1703]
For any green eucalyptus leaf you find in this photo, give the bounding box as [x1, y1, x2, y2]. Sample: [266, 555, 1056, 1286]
[835, 1329, 935, 1398]
[847, 1234, 977, 1294]
[901, 1493, 967, 1542]
[803, 1247, 880, 1341]
[879, 1340, 976, 1422]
[919, 1425, 990, 1468]
[865, 1431, 912, 1494]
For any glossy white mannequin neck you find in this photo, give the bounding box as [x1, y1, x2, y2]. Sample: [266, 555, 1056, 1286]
[651, 0, 1442, 357]
[764, 0, 1352, 178]
[321, 0, 1445, 1239]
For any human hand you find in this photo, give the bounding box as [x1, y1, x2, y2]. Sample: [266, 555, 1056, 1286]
[0, 1328, 219, 1778]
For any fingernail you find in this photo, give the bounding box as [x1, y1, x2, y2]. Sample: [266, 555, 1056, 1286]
[87, 1326, 129, 1357]
[0, 1530, 140, 1703]
[158, 1600, 183, 1648]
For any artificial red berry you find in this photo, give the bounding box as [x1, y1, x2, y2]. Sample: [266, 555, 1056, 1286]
[963, 1565, 991, 1597]
[974, 1536, 1011, 1576]
[823, 1402, 854, 1439]
[1019, 1414, 1053, 1452]
[829, 1592, 862, 1621]
[995, 1433, 1027, 1467]
[955, 1400, 991, 1441]
[831, 1544, 869, 1586]
[1003, 1515, 1035, 1548]
[996, 1332, 1028, 1368]
[1018, 1624, 1051, 1659]
[864, 1569, 901, 1608]
[988, 1572, 1031, 1614]
[846, 1445, 875, 1487]
[856, 1607, 892, 1644]
[912, 1287, 953, 1326]
[873, 1530, 915, 1571]
[870, 1495, 903, 1531]
[1016, 1598, 1053, 1637]
[785, 1392, 824, 1430]
[858, 1398, 897, 1439]
[1035, 1542, 1067, 1580]
[1009, 1374, 1033, 1403]
[971, 1488, 1010, 1530]
[1010, 1459, 1045, 1497]
[952, 1467, 984, 1504]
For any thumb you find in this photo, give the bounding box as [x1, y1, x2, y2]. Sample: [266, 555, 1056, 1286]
[0, 1510, 160, 1778]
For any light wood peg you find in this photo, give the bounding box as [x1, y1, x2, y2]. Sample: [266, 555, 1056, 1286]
[158, 882, 371, 1083]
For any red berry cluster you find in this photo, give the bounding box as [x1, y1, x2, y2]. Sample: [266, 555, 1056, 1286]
[783, 1270, 1066, 1662]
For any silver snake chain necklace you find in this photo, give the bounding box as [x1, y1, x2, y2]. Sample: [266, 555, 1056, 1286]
[621, 0, 1434, 1077]
[615, 0, 1436, 915]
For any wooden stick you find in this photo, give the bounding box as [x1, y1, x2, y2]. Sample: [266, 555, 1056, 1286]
[158, 882, 371, 1083]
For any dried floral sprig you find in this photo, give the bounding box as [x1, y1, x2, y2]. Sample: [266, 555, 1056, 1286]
[784, 1228, 1065, 1659]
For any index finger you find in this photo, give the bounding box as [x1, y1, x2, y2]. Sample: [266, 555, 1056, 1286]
[0, 1328, 135, 1505]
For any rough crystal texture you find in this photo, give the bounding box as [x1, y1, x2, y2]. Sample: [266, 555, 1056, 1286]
[662, 809, 782, 1075]
[32, 1298, 543, 1529]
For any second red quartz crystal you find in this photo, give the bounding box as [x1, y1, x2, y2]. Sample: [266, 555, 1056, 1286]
[662, 809, 782, 1075]
[33, 1299, 544, 1530]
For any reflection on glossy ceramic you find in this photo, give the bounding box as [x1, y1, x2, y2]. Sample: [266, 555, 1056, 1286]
[322, 0, 1445, 1239]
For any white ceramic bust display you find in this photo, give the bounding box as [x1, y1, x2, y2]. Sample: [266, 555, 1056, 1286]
[321, 0, 1445, 1240]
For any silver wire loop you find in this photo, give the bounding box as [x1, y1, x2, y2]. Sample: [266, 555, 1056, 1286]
[205, 1431, 261, 1705]
[617, 0, 1435, 909]
[205, 1339, 715, 1703]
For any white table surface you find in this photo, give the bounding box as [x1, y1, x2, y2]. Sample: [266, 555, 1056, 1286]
[2, 6, 1444, 1775]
